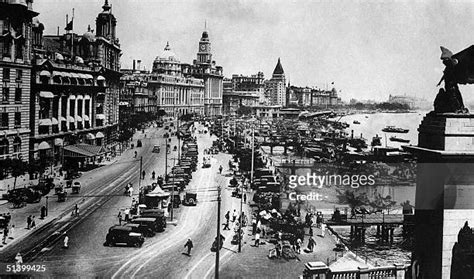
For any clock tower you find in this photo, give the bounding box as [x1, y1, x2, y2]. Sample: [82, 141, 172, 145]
[197, 30, 212, 64]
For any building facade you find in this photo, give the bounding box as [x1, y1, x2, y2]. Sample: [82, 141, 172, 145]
[191, 30, 223, 117]
[265, 58, 286, 106]
[223, 73, 265, 116]
[0, 0, 37, 162]
[30, 0, 121, 165]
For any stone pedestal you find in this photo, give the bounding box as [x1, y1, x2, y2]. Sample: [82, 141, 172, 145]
[405, 112, 474, 279]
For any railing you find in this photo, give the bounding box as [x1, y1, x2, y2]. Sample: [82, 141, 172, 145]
[304, 264, 409, 279]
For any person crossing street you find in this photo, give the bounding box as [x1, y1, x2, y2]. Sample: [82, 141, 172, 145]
[184, 239, 194, 256]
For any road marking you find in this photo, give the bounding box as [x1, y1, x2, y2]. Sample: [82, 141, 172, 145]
[183, 252, 212, 279]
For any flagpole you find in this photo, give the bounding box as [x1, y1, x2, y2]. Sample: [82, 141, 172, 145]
[70, 8, 74, 59]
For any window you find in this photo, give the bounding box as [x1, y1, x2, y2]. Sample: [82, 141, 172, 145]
[16, 69, 22, 81]
[69, 100, 75, 116]
[1, 112, 8, 129]
[14, 111, 20, 127]
[0, 138, 8, 155]
[2, 87, 8, 103]
[14, 87, 21, 103]
[3, 68, 10, 81]
[13, 136, 21, 153]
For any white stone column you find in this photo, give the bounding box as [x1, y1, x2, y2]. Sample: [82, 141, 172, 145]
[89, 97, 92, 128]
[66, 96, 71, 131]
[82, 97, 86, 128]
[73, 97, 78, 127]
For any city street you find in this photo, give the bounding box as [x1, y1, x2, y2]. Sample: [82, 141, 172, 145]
[1, 123, 251, 278]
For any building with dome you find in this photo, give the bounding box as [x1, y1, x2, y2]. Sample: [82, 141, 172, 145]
[0, 0, 37, 163]
[265, 58, 286, 106]
[28, 0, 122, 168]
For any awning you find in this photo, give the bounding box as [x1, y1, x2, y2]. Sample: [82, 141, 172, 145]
[84, 95, 91, 100]
[39, 91, 54, 98]
[62, 72, 72, 78]
[86, 133, 95, 140]
[59, 116, 67, 122]
[63, 143, 109, 158]
[39, 119, 52, 126]
[84, 74, 93, 79]
[67, 116, 75, 123]
[97, 75, 106, 81]
[52, 71, 63, 77]
[95, 132, 105, 139]
[51, 117, 59, 125]
[70, 73, 81, 78]
[54, 138, 63, 146]
[75, 115, 82, 122]
[83, 115, 90, 121]
[97, 92, 105, 97]
[38, 141, 51, 150]
[96, 114, 106, 120]
[39, 70, 51, 77]
[119, 101, 129, 106]
[68, 95, 76, 100]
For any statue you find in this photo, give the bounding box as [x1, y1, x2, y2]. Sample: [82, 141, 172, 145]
[434, 46, 474, 113]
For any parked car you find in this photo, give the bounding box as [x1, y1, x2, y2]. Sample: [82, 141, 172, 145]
[152, 145, 161, 153]
[182, 192, 197, 206]
[104, 226, 144, 247]
[124, 223, 155, 237]
[131, 217, 161, 232]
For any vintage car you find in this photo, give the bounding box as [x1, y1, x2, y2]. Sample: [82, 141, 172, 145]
[152, 145, 161, 153]
[105, 225, 144, 247]
[124, 223, 155, 237]
[131, 217, 162, 232]
[182, 192, 197, 206]
[72, 181, 81, 194]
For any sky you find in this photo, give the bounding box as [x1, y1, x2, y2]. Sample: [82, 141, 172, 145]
[32, 0, 474, 102]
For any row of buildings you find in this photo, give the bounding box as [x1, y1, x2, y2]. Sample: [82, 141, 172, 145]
[1, 0, 122, 169]
[222, 58, 341, 116]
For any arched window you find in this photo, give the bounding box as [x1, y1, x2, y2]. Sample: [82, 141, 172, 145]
[13, 136, 21, 153]
[0, 138, 9, 155]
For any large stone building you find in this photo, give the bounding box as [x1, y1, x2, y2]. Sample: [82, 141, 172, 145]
[223, 72, 265, 116]
[120, 43, 205, 118]
[30, 0, 121, 165]
[0, 0, 37, 162]
[190, 30, 223, 116]
[265, 58, 286, 106]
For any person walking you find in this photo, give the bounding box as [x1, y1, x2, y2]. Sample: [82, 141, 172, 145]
[243, 193, 247, 204]
[219, 165, 223, 174]
[142, 170, 146, 180]
[117, 211, 122, 225]
[26, 215, 32, 229]
[63, 234, 69, 249]
[184, 239, 193, 255]
[223, 220, 230, 230]
[74, 204, 79, 217]
[320, 223, 326, 237]
[30, 216, 36, 229]
[232, 210, 237, 223]
[254, 231, 261, 247]
[9, 225, 15, 240]
[225, 211, 230, 223]
[296, 238, 302, 254]
[152, 171, 156, 180]
[252, 218, 257, 235]
[307, 236, 316, 252]
[3, 226, 8, 244]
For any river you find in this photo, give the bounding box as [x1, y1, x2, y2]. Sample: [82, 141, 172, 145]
[263, 111, 429, 266]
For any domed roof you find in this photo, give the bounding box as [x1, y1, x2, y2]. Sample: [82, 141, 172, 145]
[155, 42, 179, 62]
[82, 31, 95, 42]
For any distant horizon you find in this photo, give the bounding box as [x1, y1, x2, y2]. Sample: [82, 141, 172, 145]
[33, 0, 474, 103]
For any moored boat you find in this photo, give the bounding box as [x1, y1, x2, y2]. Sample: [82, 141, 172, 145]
[382, 126, 409, 133]
[389, 136, 410, 143]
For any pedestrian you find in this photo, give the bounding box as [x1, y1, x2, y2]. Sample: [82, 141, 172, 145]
[225, 211, 230, 222]
[309, 227, 313, 237]
[219, 165, 223, 174]
[74, 204, 79, 217]
[31, 216, 36, 229]
[320, 223, 326, 237]
[296, 238, 302, 254]
[252, 218, 257, 235]
[184, 239, 193, 255]
[3, 227, 8, 244]
[276, 241, 282, 258]
[223, 220, 230, 230]
[142, 170, 146, 180]
[232, 210, 237, 222]
[243, 193, 247, 203]
[5, 212, 11, 224]
[27, 215, 32, 229]
[307, 236, 316, 252]
[15, 253, 23, 264]
[152, 171, 156, 179]
[254, 231, 260, 247]
[63, 234, 69, 249]
[134, 151, 137, 158]
[117, 211, 122, 225]
[40, 206, 47, 219]
[128, 186, 133, 197]
[9, 225, 14, 239]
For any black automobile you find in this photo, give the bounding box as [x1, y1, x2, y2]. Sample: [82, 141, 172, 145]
[105, 226, 145, 247]
[140, 210, 167, 232]
[124, 223, 155, 237]
[182, 192, 197, 206]
[131, 217, 161, 232]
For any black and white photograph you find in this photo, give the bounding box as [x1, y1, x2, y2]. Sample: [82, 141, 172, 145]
[0, 0, 474, 278]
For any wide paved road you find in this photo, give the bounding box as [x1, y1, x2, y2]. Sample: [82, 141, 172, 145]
[15, 124, 247, 278]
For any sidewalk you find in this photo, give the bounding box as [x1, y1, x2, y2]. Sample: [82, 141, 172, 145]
[0, 126, 155, 251]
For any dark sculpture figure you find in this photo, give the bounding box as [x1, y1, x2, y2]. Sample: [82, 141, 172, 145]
[434, 46, 474, 113]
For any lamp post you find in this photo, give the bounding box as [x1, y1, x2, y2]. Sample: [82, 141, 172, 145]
[45, 196, 49, 216]
[215, 184, 221, 279]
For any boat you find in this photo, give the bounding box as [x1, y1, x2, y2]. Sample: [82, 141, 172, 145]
[382, 126, 409, 133]
[389, 136, 410, 143]
[353, 120, 360, 124]
[371, 135, 382, 147]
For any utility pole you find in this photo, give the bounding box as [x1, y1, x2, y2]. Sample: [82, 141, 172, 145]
[170, 157, 175, 221]
[177, 118, 181, 161]
[164, 141, 168, 180]
[251, 120, 255, 186]
[138, 156, 143, 188]
[215, 184, 221, 279]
